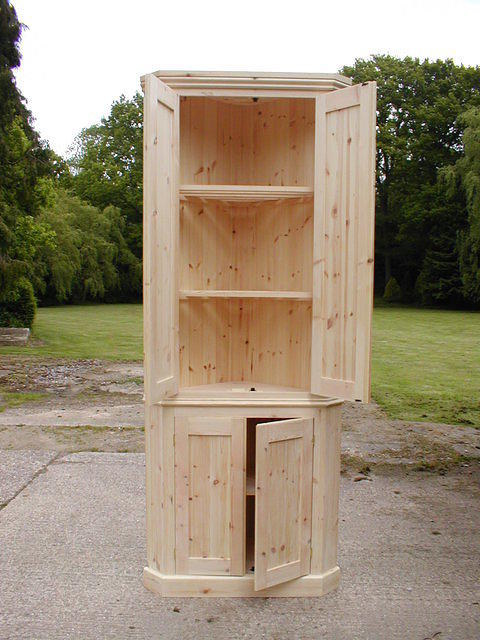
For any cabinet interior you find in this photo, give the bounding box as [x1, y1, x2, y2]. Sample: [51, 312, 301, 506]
[180, 96, 315, 186]
[179, 97, 316, 391]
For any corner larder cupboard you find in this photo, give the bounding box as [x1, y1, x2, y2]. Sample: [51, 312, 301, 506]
[141, 71, 376, 597]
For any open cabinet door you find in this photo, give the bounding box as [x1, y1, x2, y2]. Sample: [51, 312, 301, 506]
[254, 418, 313, 591]
[143, 74, 179, 403]
[311, 82, 376, 402]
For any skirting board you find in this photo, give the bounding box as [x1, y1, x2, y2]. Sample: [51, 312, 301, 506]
[143, 566, 340, 598]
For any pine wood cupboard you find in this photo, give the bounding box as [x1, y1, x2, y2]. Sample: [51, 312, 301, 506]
[141, 70, 376, 597]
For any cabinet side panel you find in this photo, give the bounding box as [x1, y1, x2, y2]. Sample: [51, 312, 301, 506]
[145, 404, 175, 574]
[311, 405, 341, 574]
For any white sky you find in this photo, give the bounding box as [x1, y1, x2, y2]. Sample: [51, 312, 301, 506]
[12, 0, 480, 157]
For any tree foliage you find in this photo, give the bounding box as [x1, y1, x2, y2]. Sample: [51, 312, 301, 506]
[3, 13, 480, 319]
[383, 276, 402, 303]
[0, 0, 54, 325]
[37, 190, 142, 303]
[0, 276, 35, 327]
[441, 108, 480, 303]
[0, 1, 141, 325]
[68, 93, 143, 256]
[342, 55, 480, 305]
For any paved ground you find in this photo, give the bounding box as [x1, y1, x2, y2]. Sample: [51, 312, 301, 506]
[1, 358, 480, 638]
[1, 450, 479, 640]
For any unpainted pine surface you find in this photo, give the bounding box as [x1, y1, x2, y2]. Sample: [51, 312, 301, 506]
[179, 200, 313, 292]
[322, 102, 360, 384]
[175, 417, 245, 576]
[179, 299, 312, 389]
[180, 97, 315, 186]
[311, 405, 341, 574]
[255, 418, 313, 590]
[179, 184, 313, 202]
[143, 74, 179, 401]
[311, 82, 376, 402]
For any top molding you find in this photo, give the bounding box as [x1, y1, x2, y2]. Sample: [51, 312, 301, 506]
[140, 70, 352, 95]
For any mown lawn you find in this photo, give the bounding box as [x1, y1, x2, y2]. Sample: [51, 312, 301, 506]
[1, 303, 479, 426]
[372, 306, 480, 427]
[0, 304, 143, 361]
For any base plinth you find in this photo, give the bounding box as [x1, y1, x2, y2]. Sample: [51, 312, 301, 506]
[143, 566, 340, 598]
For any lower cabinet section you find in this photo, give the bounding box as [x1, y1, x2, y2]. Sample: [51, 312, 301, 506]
[174, 416, 314, 589]
[144, 400, 342, 597]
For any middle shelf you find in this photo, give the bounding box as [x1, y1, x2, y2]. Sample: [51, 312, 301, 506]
[179, 290, 312, 301]
[180, 184, 314, 204]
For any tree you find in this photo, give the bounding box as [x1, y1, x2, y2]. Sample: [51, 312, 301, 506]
[68, 93, 143, 256]
[0, 1, 62, 325]
[341, 56, 480, 300]
[442, 107, 480, 304]
[38, 190, 142, 304]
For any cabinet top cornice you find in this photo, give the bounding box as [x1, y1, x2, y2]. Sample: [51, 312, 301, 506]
[140, 70, 352, 93]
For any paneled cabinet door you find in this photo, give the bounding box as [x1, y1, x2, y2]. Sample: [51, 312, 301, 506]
[254, 418, 313, 590]
[175, 417, 245, 576]
[311, 81, 376, 402]
[143, 74, 179, 403]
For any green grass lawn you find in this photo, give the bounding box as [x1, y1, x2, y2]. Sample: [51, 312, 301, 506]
[0, 304, 143, 361]
[372, 306, 480, 427]
[1, 303, 479, 427]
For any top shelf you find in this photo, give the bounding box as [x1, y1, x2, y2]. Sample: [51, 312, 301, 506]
[179, 185, 313, 205]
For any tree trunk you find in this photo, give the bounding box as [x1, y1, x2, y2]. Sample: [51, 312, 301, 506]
[384, 253, 392, 288]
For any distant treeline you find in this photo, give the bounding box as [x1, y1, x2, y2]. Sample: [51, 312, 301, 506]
[1, 0, 480, 328]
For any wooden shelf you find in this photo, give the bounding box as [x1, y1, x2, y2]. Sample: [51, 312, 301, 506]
[180, 185, 313, 204]
[179, 290, 312, 301]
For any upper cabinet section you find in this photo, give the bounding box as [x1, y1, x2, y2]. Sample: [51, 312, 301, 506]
[141, 72, 375, 401]
[179, 97, 315, 187]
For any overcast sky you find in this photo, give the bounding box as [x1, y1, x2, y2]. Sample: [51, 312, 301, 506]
[12, 0, 480, 157]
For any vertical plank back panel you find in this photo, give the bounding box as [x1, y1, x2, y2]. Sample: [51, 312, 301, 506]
[180, 97, 315, 187]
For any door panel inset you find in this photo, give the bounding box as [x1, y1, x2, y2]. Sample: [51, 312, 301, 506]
[143, 74, 179, 401]
[311, 82, 376, 402]
[254, 418, 313, 590]
[175, 417, 245, 575]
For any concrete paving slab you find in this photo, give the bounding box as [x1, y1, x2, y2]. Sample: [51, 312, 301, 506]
[0, 404, 144, 427]
[0, 449, 57, 507]
[0, 452, 479, 639]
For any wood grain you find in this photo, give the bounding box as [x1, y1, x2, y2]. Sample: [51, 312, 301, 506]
[311, 82, 376, 402]
[175, 417, 245, 576]
[254, 418, 313, 590]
